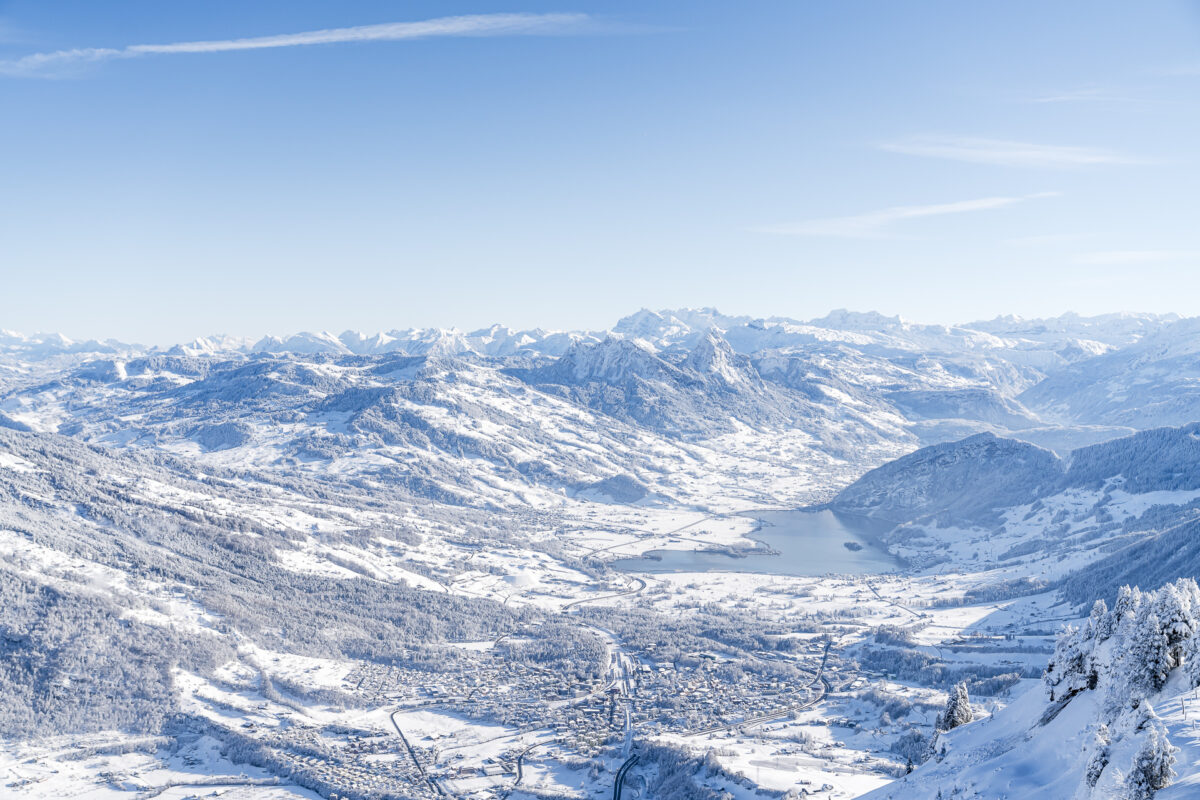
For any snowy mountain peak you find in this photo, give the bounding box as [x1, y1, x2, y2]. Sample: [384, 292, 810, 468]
[0, 330, 130, 358]
[612, 308, 693, 342]
[251, 330, 351, 355]
[559, 336, 671, 384]
[612, 307, 758, 349]
[168, 334, 254, 357]
[336, 329, 397, 353]
[807, 308, 905, 331]
[971, 311, 1176, 349]
[1125, 315, 1200, 361]
[682, 330, 752, 386]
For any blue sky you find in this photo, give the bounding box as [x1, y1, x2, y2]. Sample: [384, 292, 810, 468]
[1, 1, 1198, 343]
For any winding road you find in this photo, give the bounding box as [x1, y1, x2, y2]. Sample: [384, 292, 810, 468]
[612, 753, 640, 800]
[497, 742, 546, 800]
[561, 575, 647, 610]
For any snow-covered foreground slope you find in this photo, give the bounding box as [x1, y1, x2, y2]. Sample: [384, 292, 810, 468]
[866, 580, 1200, 800]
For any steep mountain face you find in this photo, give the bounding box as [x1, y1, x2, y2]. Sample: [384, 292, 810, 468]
[1059, 514, 1200, 610]
[681, 331, 756, 389]
[1042, 424, 1200, 605]
[833, 423, 1200, 526]
[524, 337, 686, 387]
[829, 422, 1200, 610]
[513, 335, 808, 439]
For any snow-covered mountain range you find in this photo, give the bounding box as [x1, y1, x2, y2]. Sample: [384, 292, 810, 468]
[1, 308, 1188, 510]
[6, 308, 1200, 800]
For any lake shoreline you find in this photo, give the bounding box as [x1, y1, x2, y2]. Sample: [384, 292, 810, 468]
[611, 508, 903, 577]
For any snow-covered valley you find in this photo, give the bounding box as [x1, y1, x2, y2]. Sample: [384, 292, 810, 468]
[5, 308, 1200, 800]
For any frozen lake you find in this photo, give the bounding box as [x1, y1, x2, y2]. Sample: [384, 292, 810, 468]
[611, 509, 901, 577]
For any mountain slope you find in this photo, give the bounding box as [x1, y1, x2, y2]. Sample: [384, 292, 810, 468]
[1020, 317, 1200, 429]
[829, 433, 1063, 524]
[866, 579, 1200, 800]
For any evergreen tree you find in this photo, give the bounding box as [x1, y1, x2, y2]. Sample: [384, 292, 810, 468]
[1089, 598, 1114, 641]
[1135, 700, 1162, 732]
[1084, 724, 1110, 788]
[1153, 582, 1195, 657]
[1045, 623, 1092, 699]
[1183, 624, 1200, 688]
[1130, 610, 1172, 695]
[939, 681, 973, 732]
[1114, 585, 1142, 625]
[1126, 724, 1176, 799]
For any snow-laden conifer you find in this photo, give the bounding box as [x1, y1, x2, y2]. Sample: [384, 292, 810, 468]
[937, 681, 973, 732]
[1125, 720, 1176, 800]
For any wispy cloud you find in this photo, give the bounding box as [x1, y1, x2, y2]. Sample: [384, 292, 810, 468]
[756, 192, 1057, 238]
[880, 136, 1147, 168]
[1074, 250, 1200, 265]
[0, 13, 595, 77]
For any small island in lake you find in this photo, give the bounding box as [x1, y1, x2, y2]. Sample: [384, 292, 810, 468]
[842, 541, 864, 551]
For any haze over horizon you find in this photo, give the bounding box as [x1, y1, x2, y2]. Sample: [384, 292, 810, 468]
[3, 1, 1199, 341]
[1, 305, 1192, 350]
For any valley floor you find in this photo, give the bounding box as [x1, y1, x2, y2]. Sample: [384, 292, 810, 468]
[1, 494, 1082, 800]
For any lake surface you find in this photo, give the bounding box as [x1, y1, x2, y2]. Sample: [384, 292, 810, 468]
[611, 509, 900, 577]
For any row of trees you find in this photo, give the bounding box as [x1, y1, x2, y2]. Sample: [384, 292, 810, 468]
[1047, 580, 1200, 713]
[1044, 579, 1195, 797]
